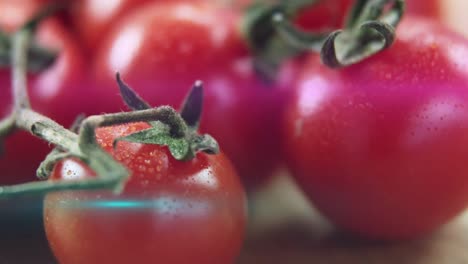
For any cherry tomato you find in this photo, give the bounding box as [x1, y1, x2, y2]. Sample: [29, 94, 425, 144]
[44, 122, 246, 264]
[70, 0, 215, 53]
[284, 16, 468, 239]
[92, 2, 295, 188]
[69, 0, 153, 52]
[0, 1, 88, 184]
[0, 0, 49, 32]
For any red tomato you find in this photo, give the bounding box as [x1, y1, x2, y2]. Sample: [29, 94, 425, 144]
[69, 0, 153, 52]
[70, 0, 214, 53]
[92, 2, 295, 188]
[294, 0, 439, 31]
[44, 122, 246, 264]
[284, 16, 468, 239]
[0, 0, 49, 32]
[227, 0, 352, 31]
[406, 0, 440, 18]
[294, 0, 353, 31]
[0, 1, 88, 184]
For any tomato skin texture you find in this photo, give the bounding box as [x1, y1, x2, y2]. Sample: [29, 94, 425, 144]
[294, 0, 353, 31]
[406, 0, 440, 18]
[92, 2, 295, 187]
[70, 0, 153, 52]
[294, 0, 438, 31]
[70, 0, 215, 53]
[284, 17, 468, 239]
[293, 0, 440, 32]
[44, 122, 246, 264]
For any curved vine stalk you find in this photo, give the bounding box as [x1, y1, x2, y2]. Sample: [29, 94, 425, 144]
[0, 17, 218, 198]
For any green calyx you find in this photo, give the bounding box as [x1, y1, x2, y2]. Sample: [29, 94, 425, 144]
[115, 74, 219, 161]
[114, 122, 218, 161]
[272, 0, 405, 68]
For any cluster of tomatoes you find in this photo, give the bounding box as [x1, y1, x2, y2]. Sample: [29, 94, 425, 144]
[1, 0, 468, 263]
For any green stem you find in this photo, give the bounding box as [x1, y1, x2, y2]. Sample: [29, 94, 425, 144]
[272, 12, 329, 52]
[351, 0, 386, 30]
[16, 109, 78, 149]
[12, 31, 31, 111]
[79, 107, 188, 146]
[37, 150, 72, 180]
[275, 0, 405, 68]
[0, 115, 16, 139]
[0, 7, 220, 198]
[242, 0, 320, 81]
[0, 25, 127, 198]
[0, 176, 120, 197]
[345, 0, 368, 28]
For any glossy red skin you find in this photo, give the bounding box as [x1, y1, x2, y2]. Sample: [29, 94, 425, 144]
[0, 2, 88, 184]
[294, 0, 353, 31]
[70, 0, 153, 52]
[295, 0, 438, 31]
[44, 122, 246, 264]
[70, 0, 217, 53]
[407, 0, 440, 18]
[93, 2, 295, 187]
[284, 17, 468, 240]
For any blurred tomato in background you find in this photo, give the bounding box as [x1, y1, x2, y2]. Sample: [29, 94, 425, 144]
[1, 0, 468, 263]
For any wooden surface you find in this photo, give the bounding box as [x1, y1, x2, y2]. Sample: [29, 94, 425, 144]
[239, 175, 468, 264]
[1, 176, 468, 264]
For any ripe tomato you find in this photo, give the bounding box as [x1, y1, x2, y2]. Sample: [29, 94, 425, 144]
[70, 0, 215, 53]
[0, 0, 49, 32]
[92, 2, 295, 188]
[44, 122, 246, 264]
[69, 0, 153, 52]
[0, 1, 88, 184]
[284, 16, 468, 239]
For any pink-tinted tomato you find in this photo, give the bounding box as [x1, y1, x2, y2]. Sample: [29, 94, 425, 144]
[284, 16, 468, 239]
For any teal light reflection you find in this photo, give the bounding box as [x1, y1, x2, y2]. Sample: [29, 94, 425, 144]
[83, 200, 147, 209]
[57, 197, 212, 217]
[63, 199, 168, 210]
